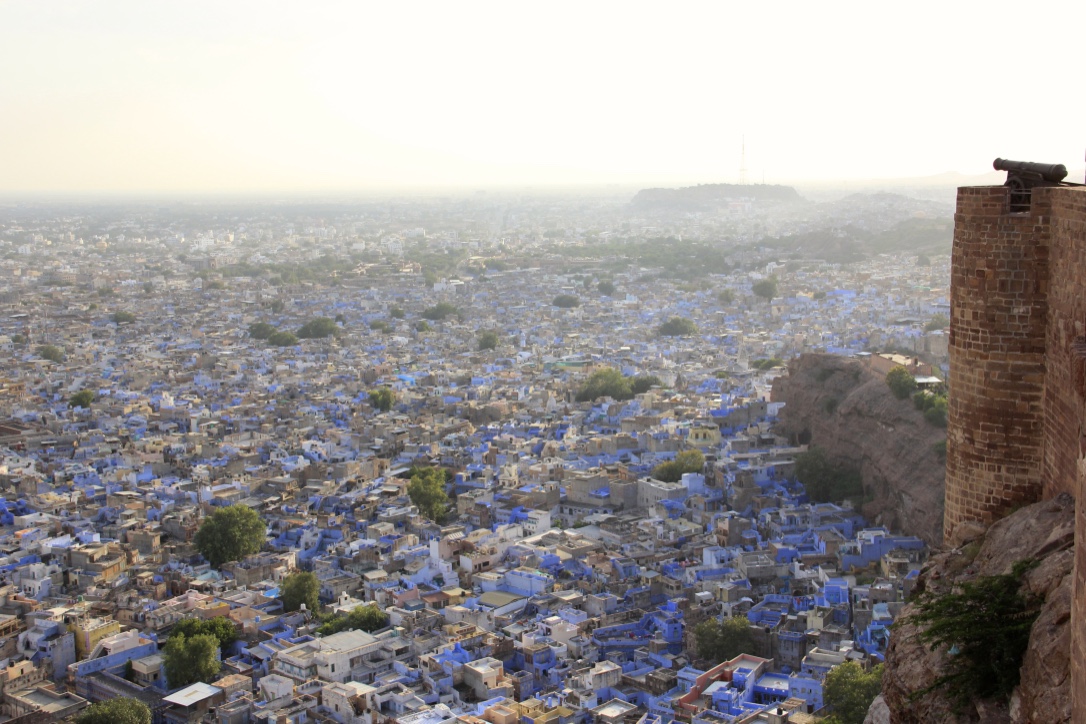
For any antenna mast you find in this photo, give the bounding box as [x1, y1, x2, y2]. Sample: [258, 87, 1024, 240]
[739, 136, 748, 185]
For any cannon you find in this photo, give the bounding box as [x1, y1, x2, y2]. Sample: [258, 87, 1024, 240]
[993, 158, 1068, 184]
[994, 158, 1069, 211]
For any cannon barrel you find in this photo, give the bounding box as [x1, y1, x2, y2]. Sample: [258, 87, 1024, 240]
[994, 158, 1068, 183]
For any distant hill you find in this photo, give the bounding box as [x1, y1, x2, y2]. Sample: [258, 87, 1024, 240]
[630, 183, 803, 211]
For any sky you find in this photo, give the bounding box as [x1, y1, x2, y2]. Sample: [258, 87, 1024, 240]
[2, 1, 1085, 194]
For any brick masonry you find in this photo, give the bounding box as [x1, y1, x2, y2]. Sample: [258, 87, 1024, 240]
[944, 184, 1086, 719]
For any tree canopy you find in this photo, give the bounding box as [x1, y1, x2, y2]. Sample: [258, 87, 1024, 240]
[169, 616, 237, 652]
[297, 317, 339, 339]
[194, 504, 266, 568]
[903, 560, 1038, 711]
[552, 294, 581, 308]
[112, 310, 137, 323]
[36, 344, 64, 363]
[598, 280, 616, 295]
[657, 316, 698, 337]
[164, 633, 221, 689]
[794, 446, 863, 503]
[823, 661, 885, 724]
[574, 368, 662, 402]
[885, 365, 917, 399]
[421, 302, 458, 320]
[752, 277, 778, 303]
[478, 330, 500, 351]
[693, 616, 754, 665]
[407, 467, 449, 522]
[280, 571, 320, 613]
[248, 322, 277, 340]
[652, 450, 704, 483]
[369, 387, 395, 412]
[267, 331, 298, 347]
[924, 313, 949, 332]
[76, 698, 151, 724]
[629, 375, 662, 395]
[70, 390, 94, 409]
[717, 289, 735, 305]
[317, 603, 389, 637]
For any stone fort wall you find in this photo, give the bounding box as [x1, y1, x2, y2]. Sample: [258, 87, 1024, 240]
[944, 183, 1086, 719]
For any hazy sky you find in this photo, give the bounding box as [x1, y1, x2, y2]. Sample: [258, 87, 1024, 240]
[2, 1, 1084, 194]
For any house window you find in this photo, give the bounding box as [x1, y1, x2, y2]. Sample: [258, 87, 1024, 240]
[331, 664, 335, 672]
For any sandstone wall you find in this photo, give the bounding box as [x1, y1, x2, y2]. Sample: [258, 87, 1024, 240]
[944, 186, 1049, 541]
[944, 184, 1086, 720]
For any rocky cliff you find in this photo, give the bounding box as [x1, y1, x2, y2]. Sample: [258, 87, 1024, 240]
[882, 494, 1074, 722]
[771, 353, 945, 545]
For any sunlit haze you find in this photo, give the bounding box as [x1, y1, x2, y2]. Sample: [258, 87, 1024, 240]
[3, 0, 1084, 194]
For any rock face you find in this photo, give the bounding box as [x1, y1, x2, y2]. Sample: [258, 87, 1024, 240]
[771, 353, 946, 545]
[882, 494, 1074, 723]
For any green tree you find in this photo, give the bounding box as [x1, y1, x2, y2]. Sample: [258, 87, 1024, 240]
[70, 390, 94, 409]
[267, 331, 298, 347]
[143, 281, 154, 294]
[478, 330, 500, 351]
[407, 467, 449, 522]
[297, 317, 339, 339]
[194, 504, 266, 568]
[249, 322, 277, 339]
[390, 307, 405, 319]
[421, 302, 458, 320]
[552, 294, 580, 308]
[886, 365, 917, 399]
[170, 616, 238, 652]
[112, 311, 136, 323]
[717, 289, 735, 305]
[823, 661, 884, 724]
[269, 299, 285, 313]
[629, 375, 662, 395]
[280, 571, 321, 613]
[904, 560, 1039, 711]
[652, 450, 705, 483]
[657, 317, 698, 337]
[317, 603, 389, 636]
[415, 320, 431, 333]
[924, 313, 949, 332]
[751, 358, 784, 371]
[163, 632, 221, 689]
[370, 320, 390, 333]
[575, 368, 634, 402]
[752, 277, 778, 303]
[369, 387, 395, 412]
[693, 615, 754, 664]
[76, 698, 151, 724]
[598, 280, 616, 295]
[37, 344, 65, 363]
[794, 446, 863, 503]
[924, 395, 948, 428]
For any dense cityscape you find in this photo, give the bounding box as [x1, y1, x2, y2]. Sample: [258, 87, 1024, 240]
[0, 189, 950, 723]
